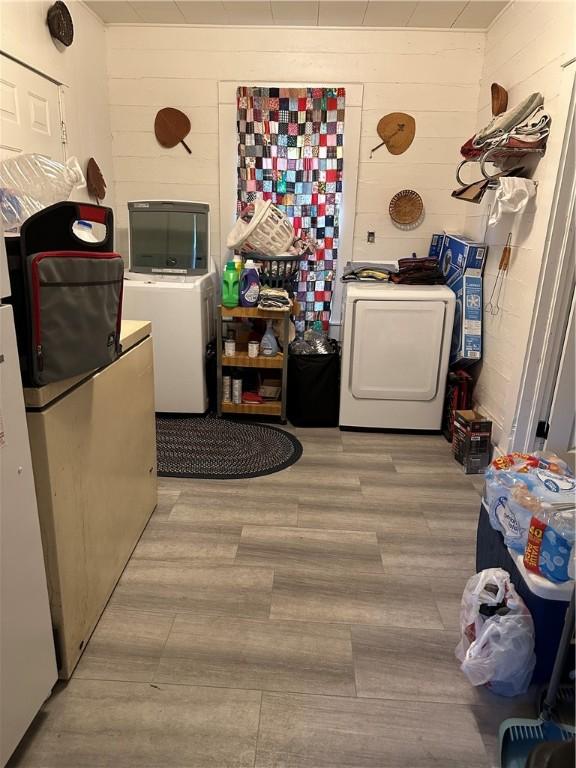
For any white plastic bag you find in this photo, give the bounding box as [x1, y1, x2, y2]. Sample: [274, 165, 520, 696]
[455, 568, 536, 697]
[0, 153, 85, 229]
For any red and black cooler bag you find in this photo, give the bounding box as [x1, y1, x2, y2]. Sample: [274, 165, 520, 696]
[9, 202, 124, 387]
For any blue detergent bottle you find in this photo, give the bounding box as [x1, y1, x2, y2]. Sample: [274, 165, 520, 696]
[240, 259, 260, 307]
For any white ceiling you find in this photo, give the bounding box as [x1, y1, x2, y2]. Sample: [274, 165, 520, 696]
[84, 1, 509, 28]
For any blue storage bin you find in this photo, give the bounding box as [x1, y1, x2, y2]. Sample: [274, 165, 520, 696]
[476, 501, 572, 683]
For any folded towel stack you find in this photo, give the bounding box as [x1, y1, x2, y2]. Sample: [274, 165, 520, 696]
[258, 286, 291, 310]
[342, 263, 393, 282]
[389, 257, 445, 285]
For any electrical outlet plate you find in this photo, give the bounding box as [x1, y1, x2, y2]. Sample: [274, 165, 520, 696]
[367, 231, 375, 243]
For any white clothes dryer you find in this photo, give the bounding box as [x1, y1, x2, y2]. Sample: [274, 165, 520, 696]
[339, 282, 455, 430]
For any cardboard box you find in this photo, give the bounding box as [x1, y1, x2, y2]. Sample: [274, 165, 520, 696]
[428, 232, 486, 365]
[453, 409, 492, 474]
[428, 233, 445, 260]
[450, 271, 483, 365]
[442, 369, 473, 442]
[439, 234, 488, 287]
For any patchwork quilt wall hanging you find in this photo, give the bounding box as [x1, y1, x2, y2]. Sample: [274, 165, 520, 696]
[236, 86, 345, 331]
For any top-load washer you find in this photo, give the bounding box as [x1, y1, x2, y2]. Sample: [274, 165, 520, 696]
[339, 282, 455, 430]
[122, 273, 217, 413]
[121, 200, 217, 414]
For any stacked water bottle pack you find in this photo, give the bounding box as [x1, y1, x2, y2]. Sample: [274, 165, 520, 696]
[484, 452, 576, 583]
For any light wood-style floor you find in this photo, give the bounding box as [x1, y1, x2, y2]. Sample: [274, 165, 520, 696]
[9, 429, 534, 767]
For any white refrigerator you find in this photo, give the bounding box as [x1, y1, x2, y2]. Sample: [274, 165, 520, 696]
[0, 236, 57, 766]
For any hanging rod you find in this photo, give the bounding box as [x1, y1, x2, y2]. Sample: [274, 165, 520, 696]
[456, 146, 545, 187]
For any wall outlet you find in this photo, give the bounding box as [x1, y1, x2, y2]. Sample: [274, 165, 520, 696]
[367, 231, 375, 243]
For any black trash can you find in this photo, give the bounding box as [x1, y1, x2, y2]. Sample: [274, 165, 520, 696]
[287, 344, 340, 427]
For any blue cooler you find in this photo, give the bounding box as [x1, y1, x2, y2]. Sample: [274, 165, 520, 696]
[476, 501, 572, 683]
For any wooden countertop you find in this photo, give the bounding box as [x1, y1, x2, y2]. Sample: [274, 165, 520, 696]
[24, 320, 152, 409]
[120, 320, 152, 352]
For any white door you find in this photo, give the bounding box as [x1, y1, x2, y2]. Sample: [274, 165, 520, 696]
[545, 286, 575, 455]
[350, 299, 446, 400]
[0, 54, 64, 161]
[511, 70, 575, 453]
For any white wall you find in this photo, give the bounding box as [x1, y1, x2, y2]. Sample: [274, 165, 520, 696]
[463, 0, 575, 450]
[105, 25, 484, 261]
[0, 0, 114, 210]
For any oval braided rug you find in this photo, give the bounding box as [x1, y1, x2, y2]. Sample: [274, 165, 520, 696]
[156, 414, 303, 479]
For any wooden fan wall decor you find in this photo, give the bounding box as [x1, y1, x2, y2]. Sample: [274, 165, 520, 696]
[86, 158, 106, 203]
[491, 83, 508, 116]
[154, 108, 192, 154]
[370, 113, 416, 158]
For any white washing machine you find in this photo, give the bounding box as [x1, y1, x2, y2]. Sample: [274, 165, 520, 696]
[122, 273, 217, 413]
[339, 282, 455, 430]
[121, 200, 217, 414]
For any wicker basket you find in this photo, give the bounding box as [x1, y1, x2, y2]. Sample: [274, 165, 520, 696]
[259, 381, 282, 400]
[251, 252, 300, 293]
[389, 189, 424, 226]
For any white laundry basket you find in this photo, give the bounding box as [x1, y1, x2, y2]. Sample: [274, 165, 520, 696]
[226, 199, 294, 256]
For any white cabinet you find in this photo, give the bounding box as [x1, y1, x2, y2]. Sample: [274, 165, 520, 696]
[0, 304, 57, 767]
[24, 322, 157, 679]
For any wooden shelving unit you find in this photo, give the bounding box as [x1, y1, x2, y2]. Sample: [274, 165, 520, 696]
[221, 401, 282, 416]
[222, 348, 284, 369]
[217, 304, 290, 422]
[220, 306, 288, 319]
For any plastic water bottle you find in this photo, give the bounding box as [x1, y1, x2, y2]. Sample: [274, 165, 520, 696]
[72, 220, 98, 243]
[240, 259, 260, 307]
[0, 154, 86, 229]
